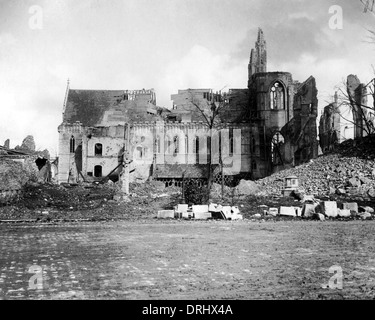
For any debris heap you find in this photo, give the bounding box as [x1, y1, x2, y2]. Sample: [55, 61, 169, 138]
[256, 136, 375, 197]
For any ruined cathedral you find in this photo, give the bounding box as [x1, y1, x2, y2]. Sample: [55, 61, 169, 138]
[57, 29, 318, 185]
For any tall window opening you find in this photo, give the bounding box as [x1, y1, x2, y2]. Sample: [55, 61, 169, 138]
[270, 82, 285, 110]
[94, 143, 102, 156]
[94, 165, 102, 177]
[185, 135, 188, 154]
[195, 136, 199, 164]
[173, 136, 179, 155]
[70, 136, 75, 153]
[207, 136, 211, 157]
[136, 146, 143, 159]
[271, 132, 285, 165]
[165, 137, 172, 154]
[229, 129, 234, 155]
[156, 136, 161, 154]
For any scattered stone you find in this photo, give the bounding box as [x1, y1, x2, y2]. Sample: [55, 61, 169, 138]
[302, 195, 315, 203]
[231, 206, 240, 215]
[313, 213, 325, 221]
[220, 206, 242, 220]
[342, 203, 358, 214]
[359, 176, 372, 185]
[157, 210, 175, 219]
[209, 203, 223, 213]
[295, 207, 302, 217]
[176, 204, 188, 213]
[194, 212, 212, 220]
[231, 214, 243, 221]
[268, 208, 278, 216]
[279, 207, 297, 217]
[348, 177, 361, 188]
[359, 212, 372, 220]
[182, 212, 191, 219]
[192, 205, 209, 214]
[359, 206, 374, 214]
[321, 201, 338, 218]
[221, 206, 232, 219]
[302, 204, 315, 218]
[337, 209, 351, 218]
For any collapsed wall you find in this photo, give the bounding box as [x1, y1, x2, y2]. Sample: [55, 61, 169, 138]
[0, 157, 38, 203]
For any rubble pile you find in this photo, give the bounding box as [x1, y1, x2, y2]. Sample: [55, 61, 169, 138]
[334, 135, 375, 159]
[255, 135, 375, 197]
[15, 182, 117, 210]
[129, 180, 167, 197]
[256, 154, 375, 197]
[0, 179, 183, 222]
[210, 183, 233, 199]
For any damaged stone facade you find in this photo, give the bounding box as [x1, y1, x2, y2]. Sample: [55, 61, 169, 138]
[319, 93, 342, 153]
[319, 75, 374, 153]
[0, 142, 54, 203]
[57, 28, 319, 184]
[244, 29, 318, 178]
[58, 89, 164, 183]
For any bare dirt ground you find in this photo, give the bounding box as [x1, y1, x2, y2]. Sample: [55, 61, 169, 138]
[1, 219, 375, 300]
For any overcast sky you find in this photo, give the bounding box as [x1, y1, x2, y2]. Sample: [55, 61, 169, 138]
[1, 0, 375, 155]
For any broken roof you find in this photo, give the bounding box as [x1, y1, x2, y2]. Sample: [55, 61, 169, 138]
[63, 89, 161, 127]
[0, 146, 31, 157]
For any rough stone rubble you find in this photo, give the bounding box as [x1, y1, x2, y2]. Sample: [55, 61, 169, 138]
[255, 153, 375, 197]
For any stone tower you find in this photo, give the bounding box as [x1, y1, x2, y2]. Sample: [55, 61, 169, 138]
[248, 28, 267, 80]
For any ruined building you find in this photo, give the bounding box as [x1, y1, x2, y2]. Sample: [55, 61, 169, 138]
[57, 28, 319, 185]
[319, 74, 374, 153]
[247, 29, 318, 177]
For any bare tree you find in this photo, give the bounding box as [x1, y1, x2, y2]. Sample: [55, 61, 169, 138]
[334, 76, 375, 138]
[360, 0, 375, 14]
[185, 89, 230, 201]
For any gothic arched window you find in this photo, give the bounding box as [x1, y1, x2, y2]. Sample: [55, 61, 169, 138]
[270, 82, 285, 110]
[70, 136, 75, 153]
[185, 135, 188, 154]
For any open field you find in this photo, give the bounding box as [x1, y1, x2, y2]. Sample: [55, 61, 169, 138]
[1, 219, 375, 300]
